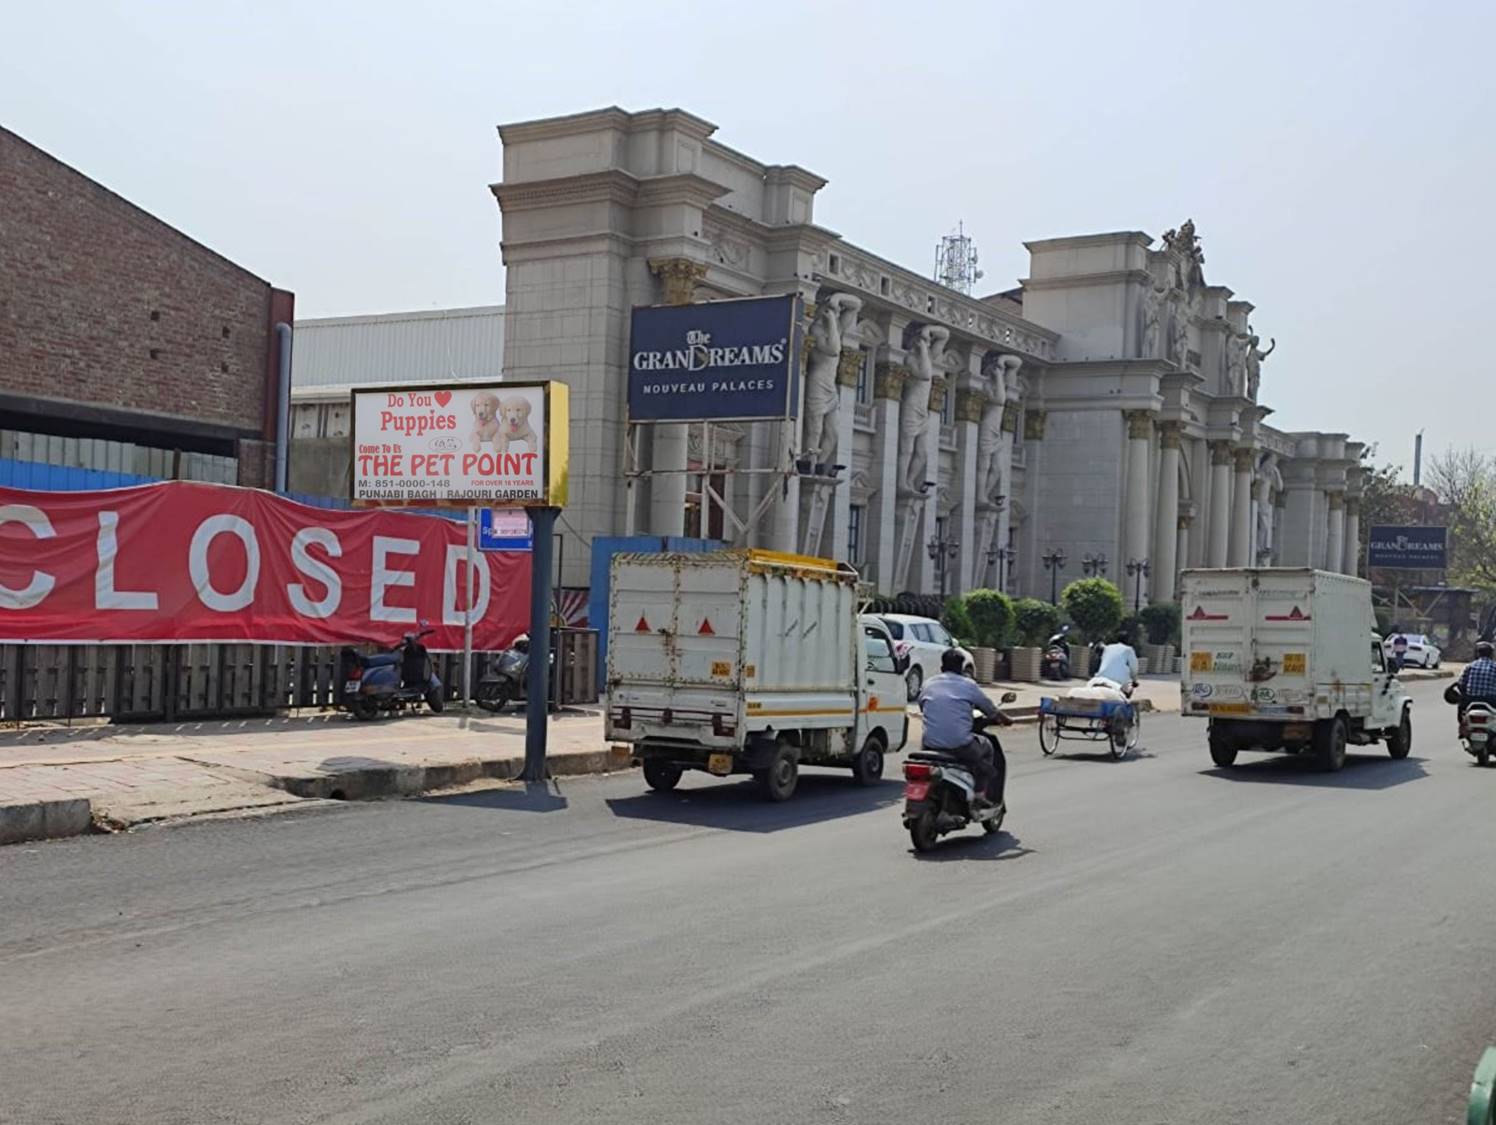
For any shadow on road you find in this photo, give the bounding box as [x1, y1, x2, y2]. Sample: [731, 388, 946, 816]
[418, 779, 569, 813]
[605, 772, 901, 833]
[1201, 753, 1430, 789]
[910, 830, 1035, 862]
[1042, 749, 1157, 765]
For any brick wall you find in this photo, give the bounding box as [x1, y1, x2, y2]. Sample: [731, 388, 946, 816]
[0, 126, 292, 486]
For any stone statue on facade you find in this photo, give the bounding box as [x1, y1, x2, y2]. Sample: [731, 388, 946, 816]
[1225, 330, 1249, 396]
[1161, 218, 1205, 289]
[1141, 283, 1165, 358]
[1169, 292, 1190, 368]
[897, 322, 947, 495]
[801, 292, 861, 470]
[978, 352, 1022, 503]
[1246, 332, 1276, 400]
[1255, 453, 1282, 558]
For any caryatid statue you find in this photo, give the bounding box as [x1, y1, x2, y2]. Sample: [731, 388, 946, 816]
[978, 351, 1022, 504]
[1168, 292, 1191, 369]
[801, 292, 862, 468]
[1246, 332, 1276, 400]
[1141, 283, 1165, 358]
[1225, 331, 1249, 396]
[1255, 453, 1283, 558]
[897, 322, 948, 495]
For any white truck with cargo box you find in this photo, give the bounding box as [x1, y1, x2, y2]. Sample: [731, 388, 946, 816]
[605, 550, 910, 800]
[1180, 567, 1412, 771]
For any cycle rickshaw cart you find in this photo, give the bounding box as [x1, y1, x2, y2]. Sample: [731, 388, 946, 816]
[1037, 691, 1141, 760]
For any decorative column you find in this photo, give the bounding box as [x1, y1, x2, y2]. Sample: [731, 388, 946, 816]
[1123, 411, 1154, 596]
[995, 408, 1019, 589]
[1153, 421, 1182, 602]
[646, 257, 707, 537]
[1176, 515, 1193, 584]
[1326, 492, 1346, 574]
[824, 345, 861, 561]
[1229, 447, 1255, 566]
[1208, 441, 1233, 567]
[869, 361, 906, 589]
[910, 375, 949, 594]
[1019, 409, 1046, 596]
[1342, 497, 1361, 576]
[953, 387, 985, 597]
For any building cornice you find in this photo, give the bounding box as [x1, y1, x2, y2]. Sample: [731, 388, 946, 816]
[1023, 230, 1153, 253]
[490, 169, 641, 212]
[496, 105, 715, 146]
[1019, 268, 1154, 291]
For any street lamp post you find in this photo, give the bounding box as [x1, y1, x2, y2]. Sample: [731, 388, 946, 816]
[1041, 548, 1067, 605]
[1082, 552, 1109, 578]
[987, 544, 1012, 592]
[927, 531, 961, 599]
[1126, 558, 1151, 614]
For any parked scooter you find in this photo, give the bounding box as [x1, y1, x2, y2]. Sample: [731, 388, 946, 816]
[340, 626, 444, 720]
[902, 692, 1017, 852]
[1041, 625, 1072, 681]
[475, 635, 530, 713]
[1446, 681, 1496, 766]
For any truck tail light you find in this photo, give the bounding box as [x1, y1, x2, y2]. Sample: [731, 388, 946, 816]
[712, 713, 735, 737]
[615, 707, 631, 730]
[661, 708, 673, 725]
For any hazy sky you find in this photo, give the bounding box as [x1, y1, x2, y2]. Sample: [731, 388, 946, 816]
[6, 0, 1493, 465]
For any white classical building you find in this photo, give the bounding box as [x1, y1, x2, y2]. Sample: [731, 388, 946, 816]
[494, 106, 1365, 601]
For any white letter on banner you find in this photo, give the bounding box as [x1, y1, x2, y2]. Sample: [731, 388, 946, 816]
[288, 527, 342, 619]
[371, 536, 419, 624]
[95, 511, 158, 610]
[0, 504, 57, 609]
[442, 543, 490, 626]
[188, 514, 261, 613]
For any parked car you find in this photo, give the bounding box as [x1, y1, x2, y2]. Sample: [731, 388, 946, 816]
[1383, 634, 1441, 669]
[877, 614, 976, 700]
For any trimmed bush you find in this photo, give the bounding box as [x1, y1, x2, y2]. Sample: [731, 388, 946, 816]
[1140, 602, 1182, 647]
[963, 588, 1014, 650]
[1060, 578, 1124, 642]
[1013, 598, 1062, 649]
[943, 596, 975, 646]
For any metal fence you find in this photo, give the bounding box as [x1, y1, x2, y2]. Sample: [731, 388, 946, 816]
[0, 631, 599, 724]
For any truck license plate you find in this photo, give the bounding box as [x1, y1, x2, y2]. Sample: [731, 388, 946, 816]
[343, 680, 361, 693]
[1208, 703, 1252, 715]
[707, 753, 734, 776]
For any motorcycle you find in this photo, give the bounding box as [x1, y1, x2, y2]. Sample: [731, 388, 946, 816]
[1041, 625, 1072, 681]
[1446, 681, 1495, 766]
[475, 636, 530, 713]
[902, 692, 1018, 852]
[340, 626, 444, 720]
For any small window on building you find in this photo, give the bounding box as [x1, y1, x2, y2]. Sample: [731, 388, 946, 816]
[854, 349, 872, 406]
[828, 253, 840, 274]
[940, 385, 954, 426]
[848, 504, 864, 564]
[222, 326, 231, 338]
[880, 276, 890, 296]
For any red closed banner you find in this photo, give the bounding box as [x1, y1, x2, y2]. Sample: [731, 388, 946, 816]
[0, 482, 530, 649]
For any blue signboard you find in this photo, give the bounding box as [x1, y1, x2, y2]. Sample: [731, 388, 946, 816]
[628, 294, 801, 422]
[1367, 525, 1447, 570]
[479, 508, 533, 552]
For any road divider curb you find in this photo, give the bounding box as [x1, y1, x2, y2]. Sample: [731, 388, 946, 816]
[0, 797, 92, 845]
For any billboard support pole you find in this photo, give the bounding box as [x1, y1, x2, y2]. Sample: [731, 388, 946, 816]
[462, 507, 476, 709]
[523, 506, 558, 782]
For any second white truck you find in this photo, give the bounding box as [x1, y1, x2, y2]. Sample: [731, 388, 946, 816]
[605, 549, 911, 800]
[1180, 567, 1412, 771]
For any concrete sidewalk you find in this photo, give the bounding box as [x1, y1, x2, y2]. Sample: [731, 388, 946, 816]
[0, 708, 622, 844]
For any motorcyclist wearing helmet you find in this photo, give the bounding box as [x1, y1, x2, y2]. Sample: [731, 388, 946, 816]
[917, 648, 1010, 811]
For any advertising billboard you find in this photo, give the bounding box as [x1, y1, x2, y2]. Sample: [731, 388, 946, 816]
[1367, 525, 1448, 570]
[628, 294, 801, 422]
[351, 381, 569, 509]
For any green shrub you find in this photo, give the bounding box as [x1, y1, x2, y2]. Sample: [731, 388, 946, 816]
[943, 596, 975, 646]
[1118, 612, 1145, 648]
[1140, 602, 1182, 647]
[1060, 578, 1124, 642]
[963, 588, 1014, 649]
[1013, 598, 1062, 648]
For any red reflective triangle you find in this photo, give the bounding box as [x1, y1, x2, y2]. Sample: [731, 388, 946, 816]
[699, 617, 715, 636]
[635, 614, 650, 633]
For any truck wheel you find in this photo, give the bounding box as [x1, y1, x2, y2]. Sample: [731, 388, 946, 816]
[851, 736, 885, 786]
[1315, 716, 1348, 772]
[1208, 731, 1238, 768]
[755, 744, 799, 801]
[643, 761, 683, 792]
[1386, 711, 1412, 759]
[909, 810, 939, 853]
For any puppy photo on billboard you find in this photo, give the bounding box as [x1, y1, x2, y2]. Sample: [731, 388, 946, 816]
[470, 391, 501, 450]
[497, 395, 538, 454]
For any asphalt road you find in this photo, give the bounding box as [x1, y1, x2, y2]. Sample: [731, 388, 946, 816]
[3, 679, 1493, 1124]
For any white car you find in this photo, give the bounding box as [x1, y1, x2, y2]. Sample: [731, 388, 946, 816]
[877, 614, 976, 700]
[1383, 634, 1441, 669]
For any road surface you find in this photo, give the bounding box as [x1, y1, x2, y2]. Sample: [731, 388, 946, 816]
[3, 679, 1491, 1124]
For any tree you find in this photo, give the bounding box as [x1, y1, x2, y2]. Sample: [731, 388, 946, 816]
[963, 589, 1014, 649]
[1060, 578, 1123, 642]
[1140, 602, 1182, 647]
[943, 596, 975, 645]
[1012, 598, 1062, 648]
[1428, 448, 1496, 593]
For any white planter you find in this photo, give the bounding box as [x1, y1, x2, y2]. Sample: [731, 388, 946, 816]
[1010, 647, 1042, 682]
[972, 647, 998, 683]
[1068, 643, 1091, 680]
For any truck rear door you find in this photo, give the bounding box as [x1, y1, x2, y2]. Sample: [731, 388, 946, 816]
[1181, 571, 1253, 717]
[1250, 574, 1319, 716]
